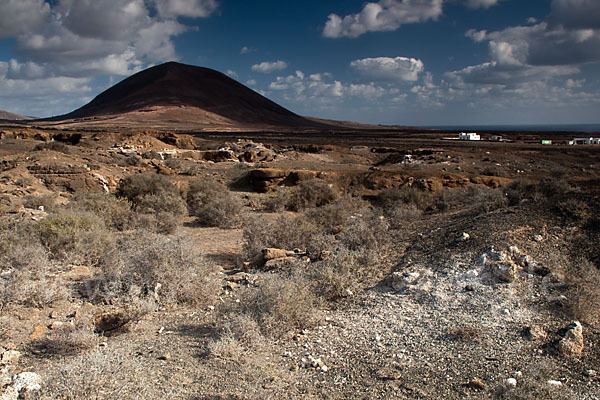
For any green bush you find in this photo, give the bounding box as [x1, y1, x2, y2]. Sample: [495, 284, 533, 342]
[186, 178, 243, 227]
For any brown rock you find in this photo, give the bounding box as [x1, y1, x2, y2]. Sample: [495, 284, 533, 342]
[467, 378, 486, 390]
[63, 265, 92, 281]
[263, 248, 292, 261]
[1, 350, 21, 364]
[558, 321, 584, 356]
[29, 323, 48, 340]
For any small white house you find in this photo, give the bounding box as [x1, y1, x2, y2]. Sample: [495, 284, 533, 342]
[459, 132, 480, 141]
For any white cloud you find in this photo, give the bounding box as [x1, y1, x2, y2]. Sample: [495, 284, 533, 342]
[350, 56, 424, 81]
[151, 0, 218, 19]
[246, 79, 257, 86]
[1, 0, 216, 80]
[347, 83, 387, 98]
[240, 46, 254, 55]
[323, 0, 443, 38]
[0, 0, 50, 39]
[465, 29, 487, 42]
[226, 69, 238, 78]
[566, 78, 585, 88]
[251, 60, 288, 74]
[464, 0, 499, 9]
[0, 60, 93, 116]
[268, 70, 391, 104]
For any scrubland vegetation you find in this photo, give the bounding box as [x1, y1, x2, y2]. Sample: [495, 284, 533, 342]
[1, 166, 599, 399]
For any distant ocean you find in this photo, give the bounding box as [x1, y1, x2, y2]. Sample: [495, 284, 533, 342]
[424, 124, 600, 133]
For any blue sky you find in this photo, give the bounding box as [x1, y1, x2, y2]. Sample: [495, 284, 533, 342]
[0, 0, 599, 125]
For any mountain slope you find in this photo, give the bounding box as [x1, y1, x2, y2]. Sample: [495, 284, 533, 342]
[49, 62, 325, 129]
[0, 110, 33, 120]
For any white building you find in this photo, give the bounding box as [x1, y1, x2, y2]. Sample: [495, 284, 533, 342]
[459, 132, 480, 141]
[573, 137, 600, 145]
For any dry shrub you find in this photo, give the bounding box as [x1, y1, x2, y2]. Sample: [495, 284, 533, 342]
[376, 186, 435, 211]
[385, 204, 422, 229]
[304, 196, 369, 234]
[23, 194, 63, 213]
[565, 258, 600, 327]
[43, 347, 153, 399]
[116, 174, 186, 216]
[68, 192, 135, 231]
[557, 199, 591, 222]
[506, 178, 541, 205]
[231, 272, 320, 338]
[209, 314, 264, 358]
[263, 188, 291, 212]
[243, 214, 319, 260]
[33, 141, 70, 154]
[539, 176, 570, 198]
[186, 178, 243, 227]
[471, 188, 508, 214]
[283, 179, 339, 211]
[244, 197, 389, 302]
[31, 317, 98, 356]
[98, 233, 219, 308]
[0, 219, 67, 308]
[309, 249, 373, 301]
[37, 211, 113, 266]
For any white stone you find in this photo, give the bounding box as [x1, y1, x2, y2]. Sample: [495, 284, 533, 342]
[505, 378, 517, 388]
[547, 380, 563, 388]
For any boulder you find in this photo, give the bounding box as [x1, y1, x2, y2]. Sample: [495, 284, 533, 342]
[480, 248, 518, 282]
[29, 323, 48, 340]
[558, 321, 584, 356]
[0, 350, 20, 365]
[263, 248, 294, 261]
[1, 372, 42, 400]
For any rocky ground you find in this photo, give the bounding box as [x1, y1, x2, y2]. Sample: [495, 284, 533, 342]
[0, 127, 599, 399]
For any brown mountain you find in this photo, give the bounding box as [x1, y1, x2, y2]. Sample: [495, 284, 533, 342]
[47, 62, 328, 130]
[0, 110, 33, 120]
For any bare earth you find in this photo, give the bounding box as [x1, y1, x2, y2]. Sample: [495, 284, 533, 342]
[0, 126, 599, 399]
